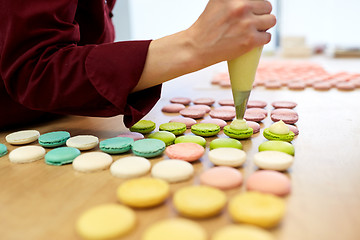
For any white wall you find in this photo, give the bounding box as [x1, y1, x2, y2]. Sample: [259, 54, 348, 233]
[112, 0, 360, 49]
[280, 0, 360, 48]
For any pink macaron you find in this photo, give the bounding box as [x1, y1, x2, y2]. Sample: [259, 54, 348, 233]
[179, 108, 206, 119]
[271, 101, 297, 109]
[246, 170, 291, 196]
[193, 97, 215, 106]
[116, 132, 144, 141]
[169, 117, 197, 128]
[218, 99, 235, 106]
[170, 97, 192, 105]
[270, 109, 299, 124]
[247, 100, 267, 109]
[161, 103, 186, 113]
[246, 121, 261, 134]
[244, 108, 267, 122]
[187, 104, 211, 113]
[209, 109, 235, 121]
[200, 166, 243, 190]
[200, 118, 227, 129]
[165, 142, 205, 162]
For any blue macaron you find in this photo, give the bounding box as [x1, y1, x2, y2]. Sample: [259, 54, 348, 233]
[131, 139, 166, 158]
[99, 137, 134, 154]
[0, 144, 8, 157]
[38, 131, 71, 148]
[45, 147, 81, 166]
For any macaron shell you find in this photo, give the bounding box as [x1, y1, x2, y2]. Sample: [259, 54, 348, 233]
[263, 128, 295, 142]
[191, 123, 220, 137]
[223, 125, 253, 139]
[45, 147, 81, 166]
[212, 224, 275, 240]
[151, 159, 194, 183]
[116, 131, 144, 141]
[130, 120, 156, 134]
[5, 130, 40, 145]
[159, 122, 187, 136]
[170, 97, 192, 105]
[99, 137, 134, 154]
[258, 140, 295, 156]
[209, 138, 242, 150]
[174, 135, 207, 147]
[228, 191, 286, 228]
[200, 166, 243, 190]
[0, 144, 8, 157]
[165, 142, 205, 162]
[142, 218, 207, 240]
[253, 151, 294, 171]
[66, 135, 99, 150]
[169, 117, 197, 128]
[9, 146, 46, 163]
[131, 139, 166, 158]
[110, 156, 151, 179]
[148, 131, 176, 146]
[246, 170, 291, 196]
[38, 131, 71, 148]
[76, 204, 136, 240]
[200, 118, 227, 129]
[161, 104, 186, 113]
[173, 185, 227, 218]
[72, 152, 113, 172]
[117, 177, 170, 208]
[208, 148, 247, 167]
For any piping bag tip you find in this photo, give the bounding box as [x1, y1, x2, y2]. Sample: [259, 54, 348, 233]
[232, 90, 251, 120]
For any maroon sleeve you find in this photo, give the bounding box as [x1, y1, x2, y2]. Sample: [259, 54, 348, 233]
[0, 0, 161, 127]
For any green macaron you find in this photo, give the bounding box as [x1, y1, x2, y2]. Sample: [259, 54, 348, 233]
[99, 137, 134, 154]
[130, 120, 156, 134]
[258, 140, 295, 156]
[45, 147, 81, 166]
[131, 139, 166, 158]
[38, 131, 71, 148]
[148, 131, 176, 146]
[159, 122, 187, 136]
[174, 135, 207, 147]
[209, 138, 242, 150]
[223, 125, 253, 139]
[191, 123, 220, 137]
[263, 128, 295, 142]
[0, 144, 8, 157]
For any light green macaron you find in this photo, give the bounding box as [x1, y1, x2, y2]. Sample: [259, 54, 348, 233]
[263, 128, 295, 142]
[159, 122, 187, 136]
[130, 120, 156, 134]
[191, 123, 220, 137]
[210, 138, 242, 150]
[148, 131, 176, 146]
[174, 135, 207, 147]
[258, 140, 295, 156]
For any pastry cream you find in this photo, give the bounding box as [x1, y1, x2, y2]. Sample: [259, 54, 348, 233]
[269, 120, 290, 135]
[229, 119, 249, 130]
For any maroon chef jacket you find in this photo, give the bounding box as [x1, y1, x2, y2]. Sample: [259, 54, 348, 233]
[0, 0, 161, 129]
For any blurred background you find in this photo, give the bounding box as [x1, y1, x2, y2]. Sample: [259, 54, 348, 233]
[112, 0, 360, 58]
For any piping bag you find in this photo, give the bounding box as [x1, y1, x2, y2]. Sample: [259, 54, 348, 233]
[227, 46, 263, 119]
[227, 0, 264, 120]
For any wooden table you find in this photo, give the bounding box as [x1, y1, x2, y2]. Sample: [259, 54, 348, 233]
[1, 57, 360, 240]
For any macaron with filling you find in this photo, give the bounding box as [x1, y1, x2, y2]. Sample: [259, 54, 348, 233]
[223, 119, 253, 139]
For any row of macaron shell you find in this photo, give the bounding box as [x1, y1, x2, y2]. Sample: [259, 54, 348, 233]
[212, 61, 360, 91]
[2, 126, 295, 239]
[163, 97, 299, 125]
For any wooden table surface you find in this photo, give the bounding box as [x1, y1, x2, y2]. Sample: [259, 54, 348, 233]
[1, 57, 360, 240]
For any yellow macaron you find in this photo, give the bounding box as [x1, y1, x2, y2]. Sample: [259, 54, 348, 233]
[76, 204, 136, 240]
[142, 218, 207, 240]
[173, 185, 227, 218]
[228, 191, 286, 228]
[212, 224, 275, 240]
[117, 177, 170, 208]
